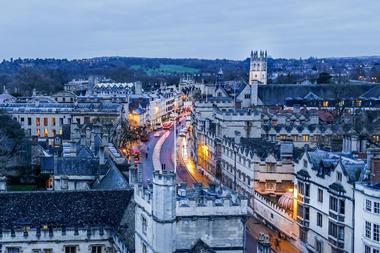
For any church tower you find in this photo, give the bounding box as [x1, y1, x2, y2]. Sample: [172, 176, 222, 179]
[249, 50, 267, 85]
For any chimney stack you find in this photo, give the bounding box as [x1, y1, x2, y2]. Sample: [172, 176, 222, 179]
[0, 175, 7, 191]
[234, 131, 241, 145]
[367, 148, 380, 185]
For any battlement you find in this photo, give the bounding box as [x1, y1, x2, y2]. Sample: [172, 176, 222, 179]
[214, 107, 261, 118]
[153, 170, 176, 186]
[254, 192, 293, 220]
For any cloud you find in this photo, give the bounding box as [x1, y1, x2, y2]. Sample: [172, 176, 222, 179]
[0, 0, 379, 59]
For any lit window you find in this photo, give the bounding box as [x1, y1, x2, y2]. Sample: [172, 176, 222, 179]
[303, 135, 309, 142]
[44, 117, 48, 126]
[44, 128, 48, 137]
[36, 117, 40, 126]
[36, 128, 41, 137]
[322, 101, 329, 107]
[43, 250, 52, 253]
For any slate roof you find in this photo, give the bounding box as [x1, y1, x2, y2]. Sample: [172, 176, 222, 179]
[189, 239, 216, 253]
[258, 83, 376, 105]
[93, 166, 129, 190]
[0, 189, 133, 228]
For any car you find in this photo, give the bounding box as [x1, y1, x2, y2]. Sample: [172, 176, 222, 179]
[154, 132, 161, 137]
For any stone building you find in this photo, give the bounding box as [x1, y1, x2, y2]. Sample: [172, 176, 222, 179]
[249, 50, 267, 85]
[0, 189, 135, 253]
[295, 149, 365, 253]
[134, 171, 248, 253]
[354, 149, 380, 253]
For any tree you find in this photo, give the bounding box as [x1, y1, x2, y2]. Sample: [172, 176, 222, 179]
[317, 72, 332, 84]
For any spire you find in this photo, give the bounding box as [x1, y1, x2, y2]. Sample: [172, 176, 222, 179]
[250, 50, 254, 59]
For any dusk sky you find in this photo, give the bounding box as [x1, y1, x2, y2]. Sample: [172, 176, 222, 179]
[0, 0, 379, 60]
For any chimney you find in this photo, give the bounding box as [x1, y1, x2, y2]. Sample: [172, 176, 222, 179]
[102, 133, 109, 145]
[205, 120, 210, 132]
[250, 80, 258, 105]
[99, 146, 105, 166]
[367, 148, 380, 185]
[134, 81, 142, 95]
[0, 175, 7, 191]
[80, 133, 86, 146]
[234, 131, 241, 145]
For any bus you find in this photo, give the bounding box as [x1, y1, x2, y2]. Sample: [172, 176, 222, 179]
[162, 121, 173, 130]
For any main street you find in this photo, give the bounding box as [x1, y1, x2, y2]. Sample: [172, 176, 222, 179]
[136, 119, 299, 253]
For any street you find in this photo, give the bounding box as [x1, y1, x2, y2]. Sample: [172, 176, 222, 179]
[134, 121, 299, 253]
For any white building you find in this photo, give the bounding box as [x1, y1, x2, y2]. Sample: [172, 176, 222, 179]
[295, 149, 365, 253]
[134, 171, 248, 253]
[354, 149, 380, 253]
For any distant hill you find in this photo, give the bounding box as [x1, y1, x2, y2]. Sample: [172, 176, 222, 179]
[0, 55, 379, 95]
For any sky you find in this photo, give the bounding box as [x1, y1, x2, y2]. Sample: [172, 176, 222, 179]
[0, 0, 379, 60]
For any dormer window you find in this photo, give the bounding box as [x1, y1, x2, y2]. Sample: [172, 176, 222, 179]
[337, 172, 342, 182]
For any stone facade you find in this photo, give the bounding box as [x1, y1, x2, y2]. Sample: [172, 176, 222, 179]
[134, 171, 248, 253]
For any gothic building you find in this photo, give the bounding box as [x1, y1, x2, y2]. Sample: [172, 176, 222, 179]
[249, 50, 267, 85]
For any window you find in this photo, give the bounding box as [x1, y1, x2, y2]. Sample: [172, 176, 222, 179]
[375, 202, 380, 214]
[329, 222, 337, 238]
[65, 246, 76, 253]
[339, 199, 345, 215]
[303, 135, 309, 142]
[59, 118, 63, 126]
[36, 117, 41, 126]
[32, 250, 41, 253]
[365, 221, 372, 238]
[298, 182, 305, 195]
[318, 189, 323, 203]
[305, 184, 310, 197]
[244, 94, 251, 99]
[142, 215, 147, 235]
[330, 196, 338, 212]
[7, 249, 20, 253]
[52, 117, 56, 126]
[44, 128, 48, 137]
[91, 246, 102, 253]
[28, 117, 32, 125]
[303, 159, 308, 168]
[365, 246, 371, 253]
[305, 207, 310, 221]
[366, 200, 372, 212]
[317, 212, 323, 227]
[300, 229, 307, 242]
[374, 249, 380, 253]
[36, 128, 41, 137]
[44, 117, 48, 126]
[374, 224, 379, 242]
[315, 239, 323, 253]
[337, 172, 342, 182]
[43, 249, 52, 253]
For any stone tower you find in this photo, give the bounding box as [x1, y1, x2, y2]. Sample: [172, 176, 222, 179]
[152, 171, 176, 253]
[249, 50, 267, 85]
